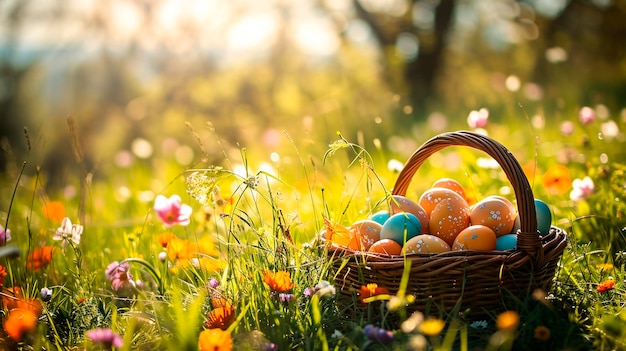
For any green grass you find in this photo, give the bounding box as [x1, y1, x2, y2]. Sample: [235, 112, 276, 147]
[1, 111, 626, 350]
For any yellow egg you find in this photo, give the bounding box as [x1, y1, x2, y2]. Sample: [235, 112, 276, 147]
[368, 239, 402, 256]
[350, 219, 382, 251]
[452, 225, 497, 250]
[403, 234, 451, 255]
[428, 198, 470, 246]
[469, 197, 516, 236]
[389, 195, 429, 232]
[419, 187, 468, 217]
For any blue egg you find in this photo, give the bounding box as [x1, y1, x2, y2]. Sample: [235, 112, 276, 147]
[496, 234, 517, 250]
[380, 212, 421, 245]
[371, 210, 390, 225]
[534, 199, 552, 235]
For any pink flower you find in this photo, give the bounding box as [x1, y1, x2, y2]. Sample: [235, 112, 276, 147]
[560, 121, 574, 136]
[570, 176, 594, 201]
[105, 261, 136, 292]
[579, 106, 595, 125]
[467, 108, 489, 129]
[86, 328, 123, 348]
[0, 225, 11, 245]
[153, 195, 192, 227]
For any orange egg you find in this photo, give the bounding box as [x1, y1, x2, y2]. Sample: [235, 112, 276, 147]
[368, 239, 402, 256]
[428, 198, 470, 246]
[452, 225, 497, 251]
[389, 195, 429, 233]
[403, 234, 451, 255]
[419, 187, 468, 217]
[469, 197, 516, 236]
[350, 220, 382, 251]
[431, 178, 467, 202]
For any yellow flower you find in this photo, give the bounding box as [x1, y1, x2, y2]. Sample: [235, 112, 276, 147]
[419, 318, 445, 336]
[496, 310, 519, 331]
[542, 165, 572, 195]
[597, 263, 614, 271]
[198, 328, 232, 351]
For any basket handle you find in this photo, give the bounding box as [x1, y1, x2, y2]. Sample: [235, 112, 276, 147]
[392, 131, 543, 260]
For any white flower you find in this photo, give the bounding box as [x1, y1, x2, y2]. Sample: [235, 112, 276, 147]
[570, 177, 595, 202]
[53, 217, 83, 249]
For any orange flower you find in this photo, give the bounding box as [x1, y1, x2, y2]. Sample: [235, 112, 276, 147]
[42, 201, 66, 223]
[598, 278, 615, 293]
[262, 271, 294, 292]
[0, 265, 7, 286]
[496, 310, 520, 331]
[357, 283, 390, 303]
[198, 328, 232, 351]
[205, 300, 236, 330]
[1, 286, 22, 310]
[26, 246, 54, 271]
[166, 238, 194, 261]
[542, 165, 572, 195]
[156, 232, 177, 248]
[3, 308, 38, 341]
[534, 325, 551, 341]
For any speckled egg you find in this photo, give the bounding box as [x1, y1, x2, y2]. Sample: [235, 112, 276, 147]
[403, 234, 451, 255]
[419, 187, 469, 216]
[469, 197, 516, 236]
[431, 178, 467, 202]
[428, 198, 471, 246]
[534, 199, 552, 235]
[452, 225, 497, 251]
[371, 210, 390, 225]
[368, 239, 402, 256]
[380, 212, 422, 245]
[496, 234, 518, 250]
[350, 219, 382, 251]
[389, 195, 429, 233]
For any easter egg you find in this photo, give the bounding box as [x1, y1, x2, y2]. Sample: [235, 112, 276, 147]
[496, 234, 517, 250]
[380, 212, 422, 245]
[469, 197, 516, 236]
[419, 187, 469, 216]
[403, 234, 451, 255]
[350, 220, 382, 251]
[368, 239, 402, 256]
[431, 178, 467, 201]
[371, 210, 390, 225]
[428, 198, 471, 246]
[389, 195, 429, 233]
[535, 199, 552, 235]
[452, 225, 497, 251]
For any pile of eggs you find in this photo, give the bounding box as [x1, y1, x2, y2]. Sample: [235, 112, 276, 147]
[323, 178, 553, 256]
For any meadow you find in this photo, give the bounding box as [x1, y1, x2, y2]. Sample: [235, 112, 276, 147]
[1, 105, 626, 351]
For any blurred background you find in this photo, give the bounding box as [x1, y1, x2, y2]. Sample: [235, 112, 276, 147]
[1, 0, 625, 190]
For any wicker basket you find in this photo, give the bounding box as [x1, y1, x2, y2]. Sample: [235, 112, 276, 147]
[330, 131, 568, 318]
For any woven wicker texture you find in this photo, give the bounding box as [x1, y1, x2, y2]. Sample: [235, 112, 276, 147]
[331, 131, 568, 318]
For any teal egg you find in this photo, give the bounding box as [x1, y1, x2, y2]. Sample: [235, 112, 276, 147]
[534, 199, 552, 235]
[380, 212, 421, 245]
[496, 234, 517, 250]
[371, 210, 390, 225]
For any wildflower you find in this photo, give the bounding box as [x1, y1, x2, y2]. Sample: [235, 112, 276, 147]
[205, 303, 236, 330]
[597, 278, 615, 293]
[579, 106, 595, 124]
[597, 263, 614, 271]
[53, 217, 83, 249]
[312, 280, 335, 298]
[303, 287, 314, 297]
[470, 320, 489, 329]
[408, 334, 428, 351]
[467, 108, 489, 129]
[560, 121, 575, 136]
[357, 283, 389, 304]
[496, 310, 520, 331]
[42, 201, 66, 223]
[542, 165, 572, 195]
[279, 293, 295, 305]
[40, 287, 53, 302]
[330, 330, 343, 339]
[263, 271, 294, 293]
[166, 237, 194, 261]
[198, 328, 232, 351]
[153, 194, 192, 227]
[85, 328, 124, 349]
[26, 246, 54, 271]
[156, 232, 177, 248]
[0, 225, 11, 245]
[364, 325, 393, 344]
[534, 325, 551, 341]
[0, 265, 7, 286]
[3, 308, 38, 342]
[570, 176, 594, 202]
[419, 318, 445, 336]
[264, 342, 278, 351]
[209, 278, 220, 289]
[401, 311, 424, 333]
[158, 251, 167, 262]
[105, 261, 136, 292]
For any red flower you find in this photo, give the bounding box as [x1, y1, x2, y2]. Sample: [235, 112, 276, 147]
[598, 278, 615, 293]
[26, 246, 54, 271]
[358, 283, 390, 303]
